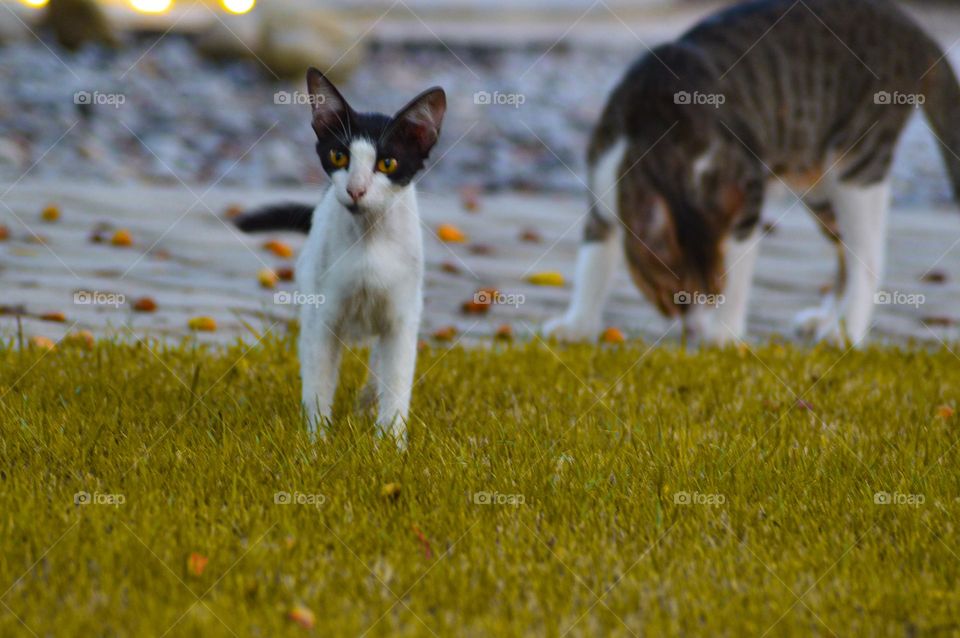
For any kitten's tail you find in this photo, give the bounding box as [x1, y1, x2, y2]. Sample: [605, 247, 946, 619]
[234, 203, 313, 234]
[923, 56, 960, 203]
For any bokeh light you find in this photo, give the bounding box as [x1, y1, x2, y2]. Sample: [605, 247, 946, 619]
[222, 0, 255, 15]
[130, 0, 173, 14]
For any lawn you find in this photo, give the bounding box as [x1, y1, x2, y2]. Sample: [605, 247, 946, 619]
[2, 332, 960, 636]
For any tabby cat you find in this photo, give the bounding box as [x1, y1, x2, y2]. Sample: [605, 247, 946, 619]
[546, 0, 960, 345]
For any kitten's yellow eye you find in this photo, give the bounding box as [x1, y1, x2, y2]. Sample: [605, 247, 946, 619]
[328, 149, 349, 168]
[377, 158, 398, 174]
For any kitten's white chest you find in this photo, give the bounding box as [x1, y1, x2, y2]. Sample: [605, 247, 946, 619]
[297, 189, 423, 342]
[332, 238, 415, 338]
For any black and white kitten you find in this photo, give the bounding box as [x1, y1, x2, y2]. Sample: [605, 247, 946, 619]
[238, 68, 446, 447]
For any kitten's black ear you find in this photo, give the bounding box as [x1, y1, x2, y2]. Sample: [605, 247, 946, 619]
[391, 87, 446, 156]
[306, 67, 352, 138]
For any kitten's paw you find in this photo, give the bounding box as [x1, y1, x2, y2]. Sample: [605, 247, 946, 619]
[393, 431, 408, 453]
[543, 315, 599, 342]
[376, 417, 408, 452]
[306, 420, 328, 443]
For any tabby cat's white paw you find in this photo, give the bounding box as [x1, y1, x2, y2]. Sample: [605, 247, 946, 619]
[792, 306, 842, 344]
[793, 306, 828, 338]
[543, 315, 599, 342]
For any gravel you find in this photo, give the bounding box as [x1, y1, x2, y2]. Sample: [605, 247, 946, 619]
[0, 35, 953, 206]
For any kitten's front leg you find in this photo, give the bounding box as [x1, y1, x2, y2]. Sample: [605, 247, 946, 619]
[374, 321, 418, 449]
[299, 307, 342, 438]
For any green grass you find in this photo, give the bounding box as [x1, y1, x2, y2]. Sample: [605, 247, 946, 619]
[2, 333, 960, 637]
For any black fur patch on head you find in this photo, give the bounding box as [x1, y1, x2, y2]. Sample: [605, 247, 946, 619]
[305, 68, 446, 186]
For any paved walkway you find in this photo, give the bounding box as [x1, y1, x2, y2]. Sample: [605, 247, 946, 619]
[3, 179, 960, 347]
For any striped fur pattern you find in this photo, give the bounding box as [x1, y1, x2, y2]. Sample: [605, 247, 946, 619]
[548, 0, 960, 344]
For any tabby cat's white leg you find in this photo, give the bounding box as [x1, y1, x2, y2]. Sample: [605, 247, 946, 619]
[544, 230, 622, 341]
[793, 197, 843, 341]
[793, 293, 841, 341]
[704, 227, 762, 344]
[545, 139, 626, 342]
[827, 180, 890, 345]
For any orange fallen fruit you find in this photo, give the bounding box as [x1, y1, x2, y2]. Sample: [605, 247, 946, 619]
[937, 405, 955, 419]
[263, 239, 293, 258]
[64, 330, 95, 350]
[287, 605, 316, 629]
[111, 229, 133, 247]
[601, 327, 625, 343]
[41, 204, 60, 222]
[132, 297, 157, 313]
[30, 336, 56, 351]
[437, 224, 467, 243]
[0, 225, 9, 241]
[187, 552, 208, 577]
[462, 300, 490, 315]
[519, 229, 542, 243]
[276, 266, 295, 281]
[40, 311, 67, 323]
[258, 269, 278, 289]
[188, 316, 217, 332]
[495, 324, 514, 341]
[433, 326, 457, 342]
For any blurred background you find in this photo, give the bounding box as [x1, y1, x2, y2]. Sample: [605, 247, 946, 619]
[2, 0, 960, 345]
[2, 0, 956, 198]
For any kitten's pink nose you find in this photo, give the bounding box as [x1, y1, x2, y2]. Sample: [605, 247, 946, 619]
[347, 186, 367, 203]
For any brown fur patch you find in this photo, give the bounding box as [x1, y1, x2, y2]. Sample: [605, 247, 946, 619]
[777, 165, 826, 193]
